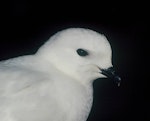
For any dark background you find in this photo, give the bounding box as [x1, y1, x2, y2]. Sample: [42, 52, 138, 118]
[0, 1, 148, 121]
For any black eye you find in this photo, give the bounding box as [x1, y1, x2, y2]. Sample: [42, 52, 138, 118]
[76, 49, 89, 56]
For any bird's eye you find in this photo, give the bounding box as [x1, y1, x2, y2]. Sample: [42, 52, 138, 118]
[76, 49, 89, 56]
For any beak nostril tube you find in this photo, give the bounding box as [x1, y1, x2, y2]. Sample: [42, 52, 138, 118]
[101, 67, 121, 87]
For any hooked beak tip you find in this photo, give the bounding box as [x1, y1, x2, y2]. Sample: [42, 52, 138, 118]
[100, 67, 121, 87]
[114, 76, 121, 87]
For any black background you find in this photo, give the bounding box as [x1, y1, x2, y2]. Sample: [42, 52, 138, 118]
[0, 1, 149, 121]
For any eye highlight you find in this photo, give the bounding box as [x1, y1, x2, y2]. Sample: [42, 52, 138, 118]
[76, 49, 89, 56]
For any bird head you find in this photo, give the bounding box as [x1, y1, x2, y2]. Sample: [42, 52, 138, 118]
[37, 28, 121, 86]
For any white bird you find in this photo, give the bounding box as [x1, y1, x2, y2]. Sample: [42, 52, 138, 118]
[0, 28, 121, 121]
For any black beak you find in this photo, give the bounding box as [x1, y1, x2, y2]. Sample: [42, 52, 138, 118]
[101, 67, 121, 87]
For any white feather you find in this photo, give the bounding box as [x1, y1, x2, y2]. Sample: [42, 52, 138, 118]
[0, 28, 112, 121]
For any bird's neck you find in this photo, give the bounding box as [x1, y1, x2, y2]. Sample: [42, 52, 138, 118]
[60, 80, 93, 121]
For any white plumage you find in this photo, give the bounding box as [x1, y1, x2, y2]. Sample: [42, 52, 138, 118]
[0, 28, 113, 121]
